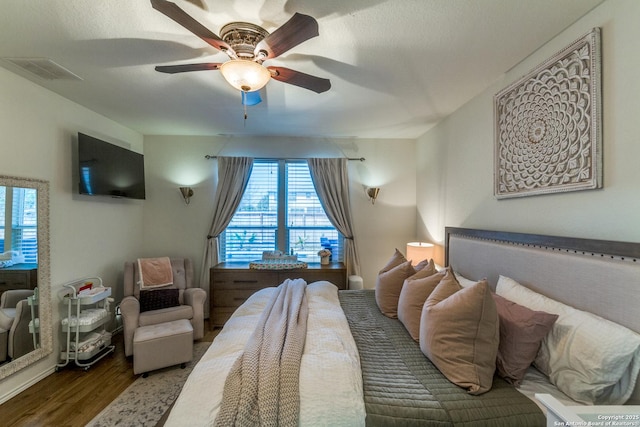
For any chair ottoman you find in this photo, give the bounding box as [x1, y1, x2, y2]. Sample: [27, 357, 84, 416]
[133, 318, 193, 375]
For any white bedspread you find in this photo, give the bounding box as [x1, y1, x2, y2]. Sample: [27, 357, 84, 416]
[165, 281, 365, 427]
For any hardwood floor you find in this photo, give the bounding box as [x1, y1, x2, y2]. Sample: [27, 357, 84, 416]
[0, 322, 219, 427]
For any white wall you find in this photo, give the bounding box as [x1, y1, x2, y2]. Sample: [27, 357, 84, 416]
[142, 135, 417, 288]
[0, 73, 417, 400]
[0, 68, 144, 400]
[416, 0, 640, 250]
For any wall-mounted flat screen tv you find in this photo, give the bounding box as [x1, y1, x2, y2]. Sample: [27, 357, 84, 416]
[77, 132, 146, 199]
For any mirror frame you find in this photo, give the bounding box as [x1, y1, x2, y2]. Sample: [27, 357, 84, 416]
[0, 175, 52, 379]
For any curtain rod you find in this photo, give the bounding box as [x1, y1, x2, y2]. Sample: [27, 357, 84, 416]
[204, 155, 365, 161]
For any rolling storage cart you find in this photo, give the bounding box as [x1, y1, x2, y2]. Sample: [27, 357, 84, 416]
[56, 277, 115, 371]
[27, 288, 40, 350]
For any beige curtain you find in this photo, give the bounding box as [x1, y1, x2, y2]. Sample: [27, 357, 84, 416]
[307, 158, 361, 281]
[200, 156, 254, 317]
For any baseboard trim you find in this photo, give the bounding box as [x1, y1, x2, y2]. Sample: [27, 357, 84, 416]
[0, 366, 55, 404]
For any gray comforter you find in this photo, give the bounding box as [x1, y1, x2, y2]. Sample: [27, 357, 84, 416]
[339, 290, 545, 427]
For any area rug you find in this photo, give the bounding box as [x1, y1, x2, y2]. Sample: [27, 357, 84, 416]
[86, 341, 211, 427]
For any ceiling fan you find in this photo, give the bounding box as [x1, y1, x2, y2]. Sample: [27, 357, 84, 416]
[151, 0, 331, 96]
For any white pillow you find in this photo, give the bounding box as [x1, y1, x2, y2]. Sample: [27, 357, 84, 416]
[453, 272, 480, 288]
[496, 275, 640, 405]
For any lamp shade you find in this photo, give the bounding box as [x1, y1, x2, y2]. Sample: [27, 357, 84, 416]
[219, 60, 271, 92]
[406, 242, 435, 264]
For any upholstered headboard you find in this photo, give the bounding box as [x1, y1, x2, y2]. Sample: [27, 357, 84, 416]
[444, 227, 640, 335]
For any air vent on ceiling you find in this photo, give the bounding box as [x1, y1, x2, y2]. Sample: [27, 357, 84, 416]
[2, 57, 82, 81]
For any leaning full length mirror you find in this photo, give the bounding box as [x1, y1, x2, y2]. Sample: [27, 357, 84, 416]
[0, 175, 51, 380]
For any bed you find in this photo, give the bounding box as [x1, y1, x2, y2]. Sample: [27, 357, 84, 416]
[165, 227, 640, 426]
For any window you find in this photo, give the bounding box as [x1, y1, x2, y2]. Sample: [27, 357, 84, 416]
[0, 186, 38, 263]
[220, 160, 342, 263]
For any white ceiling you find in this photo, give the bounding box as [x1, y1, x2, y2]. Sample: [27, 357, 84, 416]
[0, 0, 603, 139]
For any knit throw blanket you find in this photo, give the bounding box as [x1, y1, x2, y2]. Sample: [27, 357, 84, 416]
[215, 278, 309, 427]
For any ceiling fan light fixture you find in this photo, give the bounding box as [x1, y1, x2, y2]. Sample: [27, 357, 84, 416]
[219, 60, 271, 92]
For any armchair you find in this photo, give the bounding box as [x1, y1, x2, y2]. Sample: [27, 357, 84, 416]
[120, 258, 206, 357]
[0, 289, 36, 361]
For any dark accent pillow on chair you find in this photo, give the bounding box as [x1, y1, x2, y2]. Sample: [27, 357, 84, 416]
[139, 288, 180, 312]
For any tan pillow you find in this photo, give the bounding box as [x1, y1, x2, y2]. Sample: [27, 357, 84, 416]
[375, 260, 416, 318]
[420, 270, 499, 395]
[414, 258, 434, 272]
[492, 293, 558, 386]
[398, 269, 445, 341]
[379, 248, 407, 273]
[410, 259, 437, 278]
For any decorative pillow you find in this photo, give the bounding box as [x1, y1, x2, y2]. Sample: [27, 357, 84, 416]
[419, 269, 498, 395]
[379, 248, 408, 273]
[411, 258, 437, 277]
[497, 275, 640, 404]
[453, 272, 481, 288]
[397, 269, 444, 341]
[414, 258, 433, 272]
[492, 293, 558, 386]
[139, 288, 180, 313]
[375, 260, 416, 318]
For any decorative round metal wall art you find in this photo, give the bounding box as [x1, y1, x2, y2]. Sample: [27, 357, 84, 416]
[494, 28, 602, 199]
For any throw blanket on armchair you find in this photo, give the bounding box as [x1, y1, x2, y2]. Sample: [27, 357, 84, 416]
[215, 278, 309, 427]
[137, 257, 173, 288]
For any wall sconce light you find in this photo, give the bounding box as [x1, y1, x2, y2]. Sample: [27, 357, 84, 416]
[179, 187, 194, 205]
[406, 242, 435, 264]
[366, 187, 380, 204]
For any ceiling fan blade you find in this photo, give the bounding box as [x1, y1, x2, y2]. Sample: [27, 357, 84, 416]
[254, 13, 319, 60]
[184, 0, 207, 10]
[150, 0, 234, 56]
[155, 63, 222, 73]
[267, 66, 331, 93]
